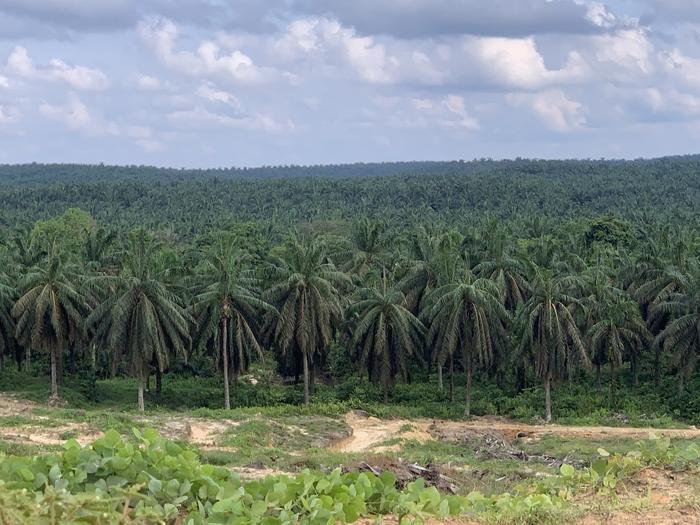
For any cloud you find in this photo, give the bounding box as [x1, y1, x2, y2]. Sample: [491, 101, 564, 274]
[7, 46, 108, 90]
[507, 90, 587, 132]
[196, 82, 240, 107]
[167, 106, 292, 132]
[138, 17, 288, 85]
[38, 94, 163, 151]
[136, 74, 162, 90]
[39, 94, 117, 135]
[661, 49, 700, 91]
[295, 0, 613, 38]
[0, 105, 19, 124]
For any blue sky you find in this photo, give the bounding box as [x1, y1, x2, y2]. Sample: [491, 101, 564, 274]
[0, 0, 699, 167]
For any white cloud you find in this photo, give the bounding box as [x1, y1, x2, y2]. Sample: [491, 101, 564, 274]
[167, 106, 292, 132]
[468, 36, 588, 89]
[661, 49, 700, 91]
[138, 17, 286, 85]
[136, 74, 161, 90]
[593, 29, 654, 76]
[39, 94, 163, 151]
[7, 46, 108, 90]
[196, 82, 239, 107]
[39, 94, 117, 135]
[442, 95, 480, 130]
[507, 90, 587, 132]
[0, 105, 20, 124]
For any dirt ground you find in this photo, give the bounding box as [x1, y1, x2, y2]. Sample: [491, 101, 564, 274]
[335, 410, 700, 452]
[2, 395, 700, 523]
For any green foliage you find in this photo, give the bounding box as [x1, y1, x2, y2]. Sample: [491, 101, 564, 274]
[0, 429, 464, 524]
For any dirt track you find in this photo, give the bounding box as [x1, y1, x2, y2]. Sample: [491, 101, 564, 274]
[336, 411, 700, 452]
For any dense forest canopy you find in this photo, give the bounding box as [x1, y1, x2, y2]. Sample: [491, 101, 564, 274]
[0, 157, 697, 236]
[0, 157, 699, 422]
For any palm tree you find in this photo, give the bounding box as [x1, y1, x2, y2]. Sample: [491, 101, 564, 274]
[474, 239, 530, 311]
[516, 269, 590, 422]
[12, 250, 87, 399]
[424, 271, 508, 415]
[587, 296, 650, 393]
[649, 270, 700, 394]
[87, 230, 192, 411]
[339, 218, 387, 276]
[347, 276, 425, 402]
[263, 236, 348, 405]
[191, 236, 275, 409]
[0, 270, 17, 371]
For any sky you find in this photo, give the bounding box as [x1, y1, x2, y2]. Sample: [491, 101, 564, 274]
[1, 0, 700, 167]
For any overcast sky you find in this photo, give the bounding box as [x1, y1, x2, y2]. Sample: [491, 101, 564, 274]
[1, 0, 700, 167]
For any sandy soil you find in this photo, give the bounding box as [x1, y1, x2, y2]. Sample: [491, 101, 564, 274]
[336, 411, 700, 453]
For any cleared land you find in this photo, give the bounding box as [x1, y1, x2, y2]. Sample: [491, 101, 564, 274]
[1, 392, 700, 523]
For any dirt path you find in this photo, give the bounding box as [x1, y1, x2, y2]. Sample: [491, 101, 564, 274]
[338, 411, 700, 452]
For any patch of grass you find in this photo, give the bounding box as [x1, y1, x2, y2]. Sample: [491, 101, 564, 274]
[0, 415, 57, 428]
[0, 439, 61, 456]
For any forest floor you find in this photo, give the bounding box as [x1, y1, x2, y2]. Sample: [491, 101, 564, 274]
[1, 393, 700, 523]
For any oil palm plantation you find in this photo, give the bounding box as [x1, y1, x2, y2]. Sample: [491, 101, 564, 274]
[263, 236, 349, 405]
[191, 237, 275, 409]
[12, 250, 87, 399]
[87, 230, 192, 411]
[516, 269, 589, 422]
[347, 275, 425, 402]
[424, 270, 508, 415]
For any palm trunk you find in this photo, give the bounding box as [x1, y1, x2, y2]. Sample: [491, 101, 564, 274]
[595, 363, 601, 390]
[437, 363, 443, 391]
[50, 350, 59, 399]
[302, 352, 310, 406]
[25, 346, 31, 372]
[609, 361, 616, 407]
[137, 380, 145, 412]
[449, 354, 454, 403]
[464, 353, 472, 417]
[544, 374, 552, 423]
[155, 367, 162, 396]
[678, 374, 685, 395]
[223, 319, 230, 410]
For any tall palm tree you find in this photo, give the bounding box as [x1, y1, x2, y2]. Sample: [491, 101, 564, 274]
[12, 250, 87, 399]
[339, 218, 387, 276]
[191, 237, 275, 409]
[516, 269, 590, 422]
[587, 296, 651, 392]
[0, 269, 17, 371]
[87, 230, 192, 411]
[649, 270, 700, 394]
[424, 271, 508, 415]
[263, 236, 349, 405]
[347, 276, 425, 402]
[474, 239, 530, 311]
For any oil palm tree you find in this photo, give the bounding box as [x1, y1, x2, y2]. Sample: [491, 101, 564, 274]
[87, 230, 192, 411]
[263, 236, 349, 405]
[424, 271, 508, 415]
[191, 236, 275, 409]
[0, 269, 17, 371]
[339, 218, 387, 276]
[516, 269, 589, 422]
[347, 275, 425, 402]
[12, 250, 87, 399]
[649, 270, 700, 394]
[587, 296, 651, 393]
